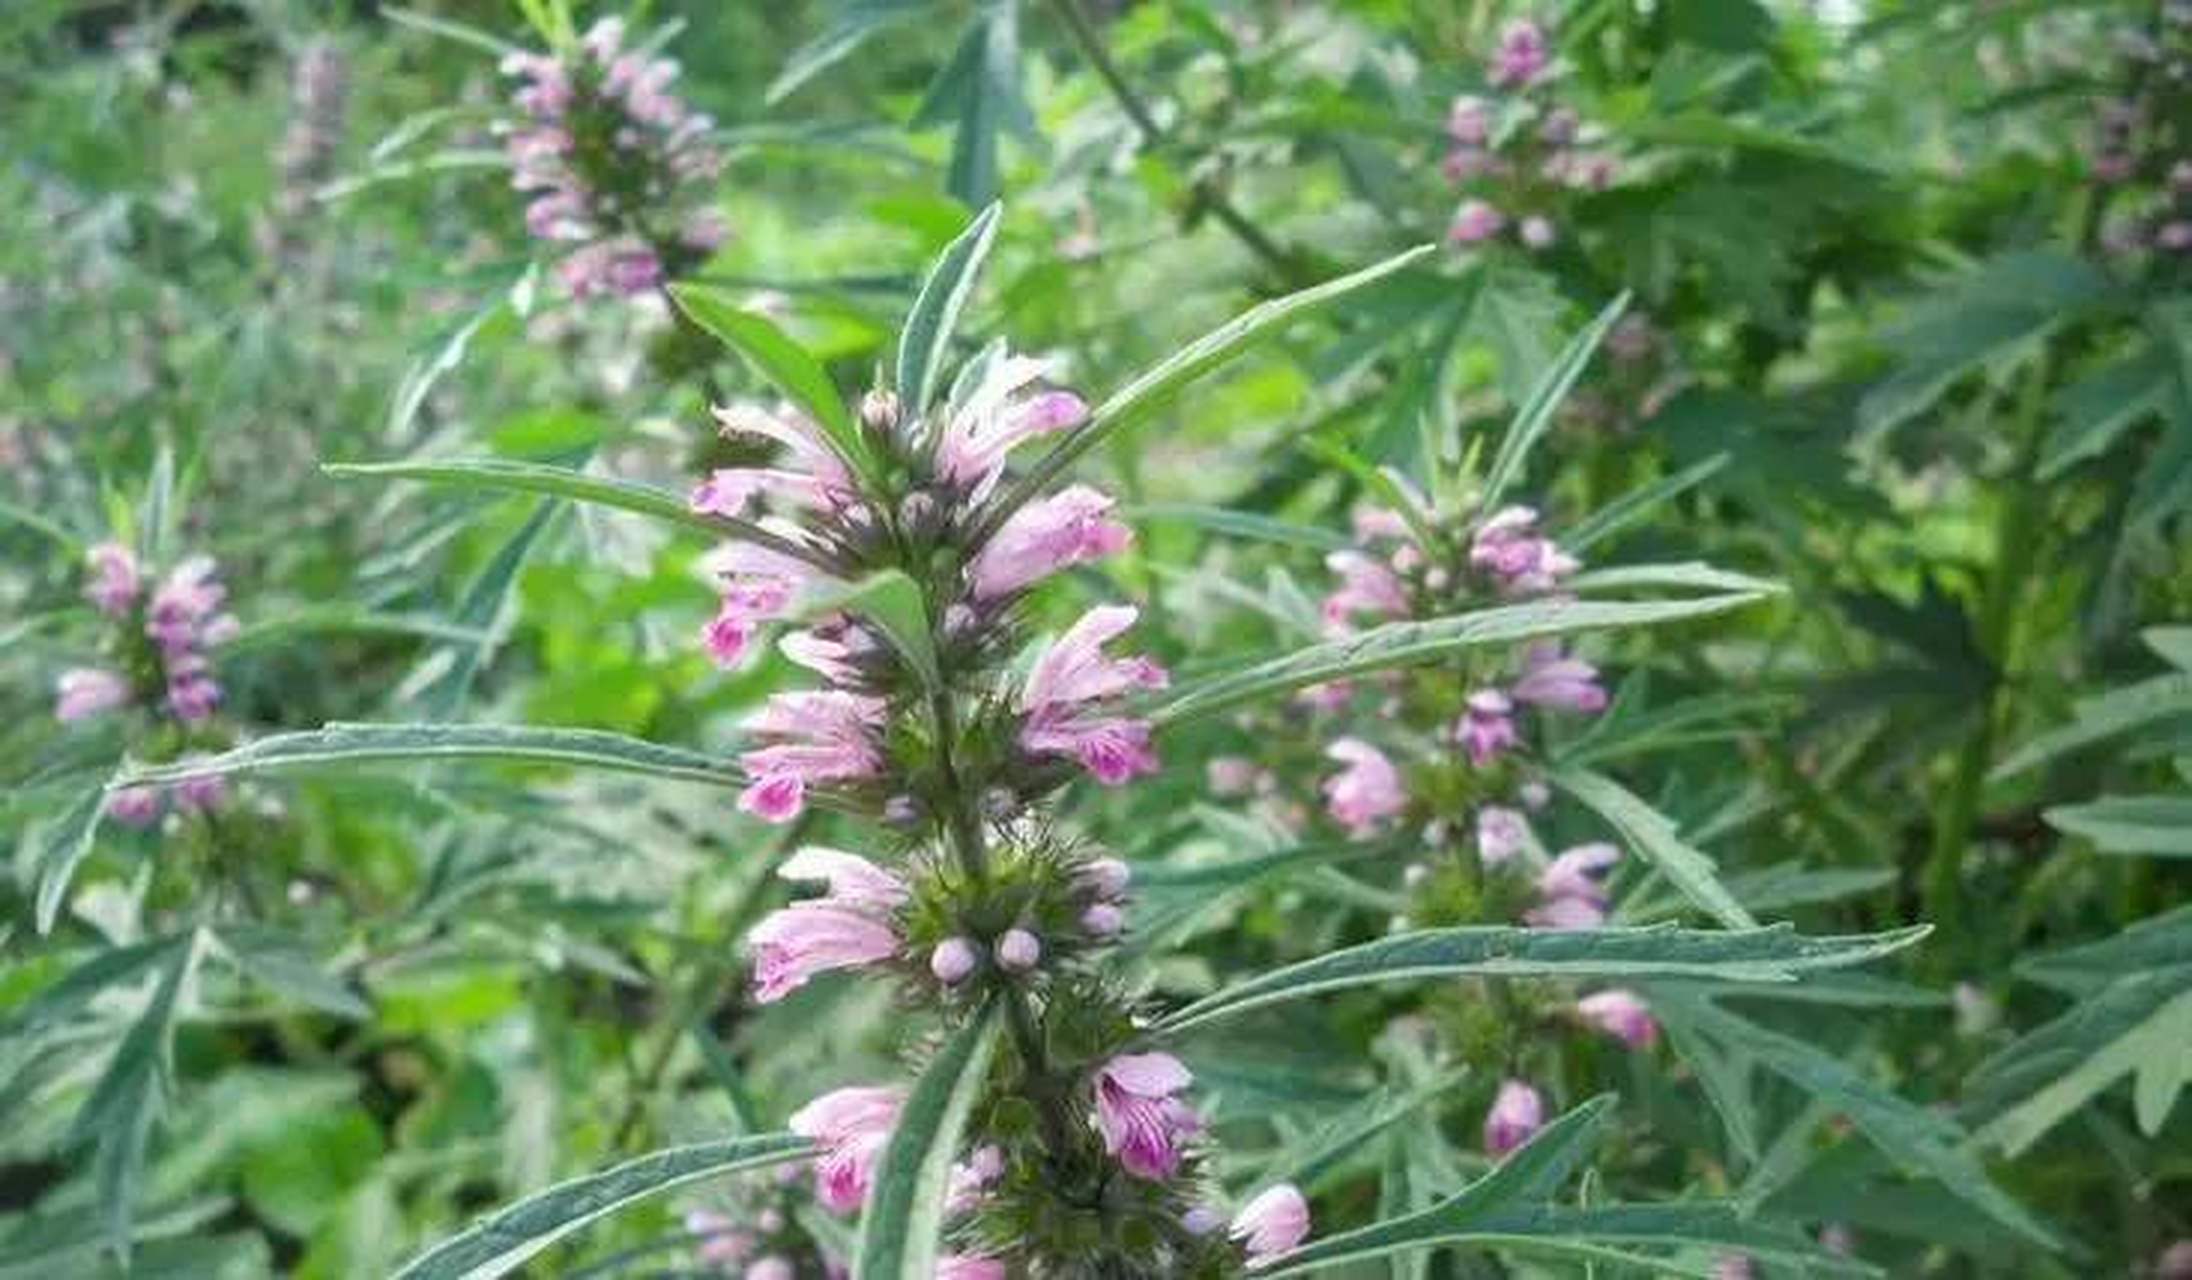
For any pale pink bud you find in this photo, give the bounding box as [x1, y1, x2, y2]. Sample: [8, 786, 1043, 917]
[1483, 1079, 1544, 1154]
[931, 937, 979, 984]
[1476, 805, 1531, 865]
[1449, 199, 1506, 245]
[1208, 756, 1260, 795]
[1576, 989, 1657, 1049]
[969, 484, 1132, 599]
[1490, 18, 1551, 87]
[1456, 689, 1519, 766]
[936, 1258, 1006, 1280]
[1081, 902, 1125, 937]
[997, 928, 1042, 972]
[1519, 215, 1557, 249]
[1231, 1183, 1311, 1267]
[1512, 644, 1607, 714]
[106, 785, 164, 828]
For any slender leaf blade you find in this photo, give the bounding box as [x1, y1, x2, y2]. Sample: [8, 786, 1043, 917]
[895, 202, 1002, 415]
[668, 286, 872, 482]
[112, 723, 744, 790]
[852, 1005, 1000, 1280]
[1550, 766, 1757, 929]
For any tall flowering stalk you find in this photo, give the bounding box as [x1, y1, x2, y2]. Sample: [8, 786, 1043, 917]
[56, 541, 241, 827]
[1441, 17, 1621, 253]
[500, 17, 726, 300]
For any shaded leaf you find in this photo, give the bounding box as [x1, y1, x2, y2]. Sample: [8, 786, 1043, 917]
[852, 1005, 1000, 1280]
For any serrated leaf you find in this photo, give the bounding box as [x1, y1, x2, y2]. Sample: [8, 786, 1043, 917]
[1990, 670, 2192, 780]
[1152, 923, 1927, 1034]
[989, 245, 1436, 536]
[852, 1004, 999, 1280]
[324, 457, 828, 568]
[113, 723, 744, 790]
[1969, 967, 2192, 1153]
[668, 286, 873, 485]
[1550, 767, 1756, 929]
[388, 1134, 812, 1280]
[1477, 292, 1628, 511]
[213, 926, 370, 1019]
[0, 935, 179, 1038]
[1149, 593, 1766, 729]
[2043, 794, 2192, 855]
[33, 785, 110, 935]
[798, 570, 939, 691]
[895, 202, 1001, 417]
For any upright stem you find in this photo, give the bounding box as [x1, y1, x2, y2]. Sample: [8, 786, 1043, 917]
[1043, 0, 1305, 285]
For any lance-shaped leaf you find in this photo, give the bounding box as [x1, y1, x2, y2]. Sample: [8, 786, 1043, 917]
[797, 570, 940, 692]
[1149, 593, 1767, 729]
[1563, 453, 1730, 552]
[389, 1133, 813, 1280]
[212, 926, 371, 1019]
[324, 458, 829, 568]
[112, 723, 744, 790]
[1152, 923, 1928, 1035]
[1550, 766, 1756, 929]
[1990, 669, 2192, 780]
[1476, 292, 1629, 511]
[852, 1004, 1000, 1280]
[33, 784, 110, 934]
[895, 201, 1002, 417]
[0, 935, 181, 1038]
[669, 286, 876, 486]
[2043, 794, 2192, 856]
[70, 931, 201, 1262]
[984, 245, 1436, 539]
[1560, 562, 1781, 597]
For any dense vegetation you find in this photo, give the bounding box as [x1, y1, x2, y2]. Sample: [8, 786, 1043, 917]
[3, 1, 2189, 1276]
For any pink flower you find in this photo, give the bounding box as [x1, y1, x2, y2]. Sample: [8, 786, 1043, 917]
[1321, 551, 1409, 631]
[105, 785, 164, 828]
[1712, 1256, 1756, 1280]
[1231, 1184, 1311, 1267]
[165, 659, 222, 723]
[1456, 690, 1519, 766]
[700, 552, 805, 668]
[1322, 738, 1405, 836]
[84, 542, 142, 616]
[145, 556, 229, 655]
[1483, 1079, 1544, 1154]
[1093, 1052, 1200, 1181]
[968, 485, 1132, 600]
[1449, 199, 1506, 245]
[1468, 506, 1577, 593]
[1526, 894, 1608, 930]
[1576, 989, 1657, 1049]
[931, 937, 979, 984]
[684, 1210, 754, 1265]
[55, 668, 130, 723]
[945, 1144, 1006, 1214]
[1017, 605, 1166, 786]
[788, 1086, 905, 1213]
[558, 239, 661, 298]
[934, 352, 1088, 500]
[936, 1258, 1007, 1280]
[749, 904, 899, 1002]
[1351, 506, 1413, 542]
[709, 403, 858, 509]
[782, 846, 908, 908]
[1511, 645, 1606, 714]
[174, 771, 229, 814]
[1489, 18, 1551, 87]
[1529, 842, 1619, 928]
[1447, 95, 1491, 145]
[1476, 805, 1530, 865]
[779, 624, 875, 685]
[737, 691, 886, 823]
[1519, 215, 1557, 250]
[1442, 147, 1497, 182]
[744, 1259, 794, 1280]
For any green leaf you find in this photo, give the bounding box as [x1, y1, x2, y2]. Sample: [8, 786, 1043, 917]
[0, 936, 179, 1038]
[2043, 794, 2192, 855]
[1549, 766, 1756, 929]
[1149, 593, 1767, 728]
[2039, 341, 2179, 478]
[1256, 1096, 1616, 1275]
[33, 785, 109, 935]
[667, 286, 873, 484]
[408, 497, 560, 718]
[0, 493, 84, 555]
[220, 606, 492, 653]
[990, 245, 1436, 535]
[1152, 923, 1927, 1034]
[797, 570, 940, 691]
[213, 926, 370, 1019]
[1561, 561, 1783, 596]
[912, 2, 1032, 208]
[2144, 625, 2192, 670]
[1126, 503, 1351, 551]
[388, 1134, 812, 1280]
[1563, 454, 1730, 552]
[386, 277, 524, 440]
[325, 458, 826, 568]
[767, 0, 927, 104]
[1858, 250, 2115, 443]
[71, 932, 201, 1263]
[895, 202, 1001, 417]
[112, 723, 744, 790]
[1462, 265, 1573, 408]
[1477, 292, 1629, 511]
[852, 1004, 1000, 1280]
[1969, 966, 2192, 1152]
[1990, 670, 2192, 780]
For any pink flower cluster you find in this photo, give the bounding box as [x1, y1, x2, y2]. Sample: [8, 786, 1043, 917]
[501, 18, 726, 300]
[1442, 19, 1620, 252]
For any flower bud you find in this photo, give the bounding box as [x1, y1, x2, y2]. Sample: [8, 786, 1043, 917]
[1182, 1204, 1224, 1236]
[1081, 857, 1132, 898]
[899, 489, 939, 534]
[931, 937, 979, 984]
[883, 794, 923, 827]
[997, 928, 1041, 972]
[1080, 903, 1125, 937]
[860, 388, 901, 435]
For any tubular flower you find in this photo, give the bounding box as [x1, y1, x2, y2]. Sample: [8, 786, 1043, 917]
[748, 847, 905, 1001]
[1321, 550, 1410, 631]
[1528, 841, 1620, 929]
[1449, 199, 1507, 245]
[1093, 1052, 1200, 1181]
[1231, 1184, 1312, 1267]
[1511, 644, 1607, 713]
[787, 1086, 905, 1214]
[1484, 1079, 1545, 1155]
[700, 403, 860, 512]
[968, 484, 1132, 600]
[1017, 605, 1166, 785]
[106, 786, 164, 828]
[737, 692, 888, 822]
[1456, 689, 1520, 766]
[1322, 738, 1406, 837]
[501, 16, 724, 299]
[933, 351, 1088, 500]
[85, 541, 142, 617]
[1576, 989, 1658, 1049]
[1468, 506, 1577, 594]
[936, 1258, 1008, 1280]
[55, 668, 130, 723]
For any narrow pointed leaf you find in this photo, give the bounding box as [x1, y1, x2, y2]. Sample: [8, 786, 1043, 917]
[390, 1134, 812, 1280]
[1477, 292, 1629, 510]
[1550, 766, 1757, 929]
[71, 932, 199, 1263]
[112, 723, 744, 790]
[988, 245, 1437, 536]
[668, 286, 873, 484]
[1563, 454, 1730, 552]
[34, 785, 110, 935]
[214, 926, 371, 1019]
[896, 202, 1002, 415]
[797, 570, 940, 691]
[1153, 923, 1927, 1034]
[1150, 593, 1767, 729]
[853, 1005, 1000, 1280]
